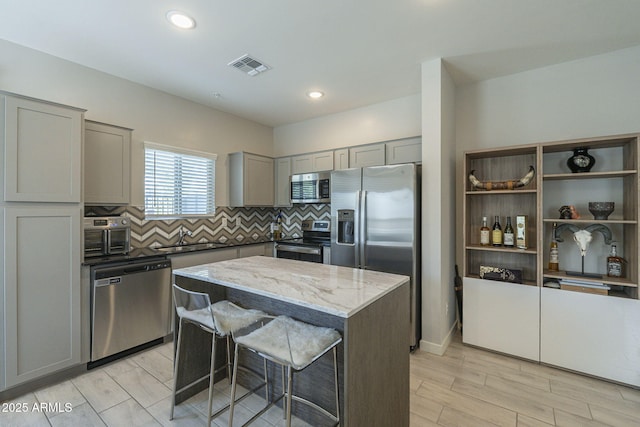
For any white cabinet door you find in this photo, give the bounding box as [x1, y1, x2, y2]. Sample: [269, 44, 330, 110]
[228, 152, 274, 207]
[275, 157, 292, 207]
[2, 206, 81, 388]
[2, 95, 83, 202]
[385, 136, 421, 164]
[244, 154, 274, 206]
[312, 151, 334, 171]
[334, 149, 349, 170]
[463, 277, 540, 361]
[292, 151, 334, 174]
[84, 121, 131, 205]
[291, 154, 313, 174]
[540, 287, 640, 387]
[349, 143, 385, 168]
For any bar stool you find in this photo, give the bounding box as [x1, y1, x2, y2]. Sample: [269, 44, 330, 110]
[229, 315, 342, 427]
[170, 284, 268, 426]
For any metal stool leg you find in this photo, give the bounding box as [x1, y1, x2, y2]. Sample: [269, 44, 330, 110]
[228, 343, 240, 427]
[333, 347, 340, 426]
[285, 365, 293, 427]
[207, 334, 217, 427]
[170, 318, 184, 420]
[263, 357, 269, 404]
[226, 335, 233, 384]
[281, 364, 286, 420]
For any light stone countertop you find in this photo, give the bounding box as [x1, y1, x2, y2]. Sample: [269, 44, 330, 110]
[172, 256, 410, 318]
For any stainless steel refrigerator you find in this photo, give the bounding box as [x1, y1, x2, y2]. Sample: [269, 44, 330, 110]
[331, 163, 421, 349]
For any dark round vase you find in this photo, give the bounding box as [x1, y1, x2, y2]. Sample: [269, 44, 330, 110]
[567, 147, 595, 173]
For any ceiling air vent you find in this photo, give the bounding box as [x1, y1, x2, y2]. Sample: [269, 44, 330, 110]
[228, 54, 271, 76]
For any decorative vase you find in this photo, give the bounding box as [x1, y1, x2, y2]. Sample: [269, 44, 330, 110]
[567, 147, 595, 173]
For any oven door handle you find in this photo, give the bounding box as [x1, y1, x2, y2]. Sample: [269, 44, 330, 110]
[275, 244, 322, 255]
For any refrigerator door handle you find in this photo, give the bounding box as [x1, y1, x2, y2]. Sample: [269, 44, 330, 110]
[354, 190, 361, 268]
[360, 190, 367, 269]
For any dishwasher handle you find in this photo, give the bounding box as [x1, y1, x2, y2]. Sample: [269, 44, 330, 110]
[93, 259, 171, 280]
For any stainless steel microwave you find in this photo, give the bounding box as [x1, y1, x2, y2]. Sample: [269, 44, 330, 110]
[290, 172, 330, 204]
[84, 216, 131, 258]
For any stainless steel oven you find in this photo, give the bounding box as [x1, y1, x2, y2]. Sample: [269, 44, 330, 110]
[275, 220, 330, 264]
[84, 216, 131, 258]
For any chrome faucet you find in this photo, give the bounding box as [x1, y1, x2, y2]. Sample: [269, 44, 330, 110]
[177, 226, 192, 246]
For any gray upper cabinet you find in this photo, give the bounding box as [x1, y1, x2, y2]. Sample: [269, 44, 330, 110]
[334, 148, 349, 170]
[84, 120, 132, 205]
[385, 136, 422, 165]
[1, 93, 84, 202]
[275, 157, 292, 207]
[349, 142, 386, 168]
[291, 150, 334, 174]
[228, 152, 274, 207]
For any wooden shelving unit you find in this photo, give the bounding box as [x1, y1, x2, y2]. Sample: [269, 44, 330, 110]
[463, 134, 639, 298]
[462, 133, 640, 386]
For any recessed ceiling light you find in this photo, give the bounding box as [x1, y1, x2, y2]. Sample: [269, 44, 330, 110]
[307, 91, 324, 99]
[166, 10, 196, 29]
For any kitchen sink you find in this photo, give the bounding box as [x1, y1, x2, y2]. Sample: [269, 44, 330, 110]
[155, 242, 227, 253]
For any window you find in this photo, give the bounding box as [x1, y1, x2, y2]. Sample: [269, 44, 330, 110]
[144, 142, 216, 218]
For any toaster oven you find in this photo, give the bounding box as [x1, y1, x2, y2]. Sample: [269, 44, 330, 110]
[84, 216, 131, 258]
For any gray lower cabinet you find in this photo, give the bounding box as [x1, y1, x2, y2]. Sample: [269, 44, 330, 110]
[237, 242, 272, 258]
[169, 247, 238, 270]
[1, 206, 82, 390]
[169, 243, 274, 270]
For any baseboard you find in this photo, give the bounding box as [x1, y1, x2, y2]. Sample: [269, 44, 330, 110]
[418, 321, 457, 356]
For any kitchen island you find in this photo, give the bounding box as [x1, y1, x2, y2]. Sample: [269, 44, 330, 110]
[172, 256, 410, 426]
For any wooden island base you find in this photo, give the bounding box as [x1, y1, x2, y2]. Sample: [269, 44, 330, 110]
[173, 256, 410, 426]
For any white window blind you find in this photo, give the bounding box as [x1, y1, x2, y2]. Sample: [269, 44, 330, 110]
[144, 142, 217, 217]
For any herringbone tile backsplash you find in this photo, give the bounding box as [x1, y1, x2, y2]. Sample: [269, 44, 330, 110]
[85, 205, 330, 249]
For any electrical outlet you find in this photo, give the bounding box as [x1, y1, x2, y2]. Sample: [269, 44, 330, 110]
[222, 217, 227, 227]
[236, 217, 241, 226]
[446, 303, 449, 316]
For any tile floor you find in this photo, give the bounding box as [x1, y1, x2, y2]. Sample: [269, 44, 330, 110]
[410, 334, 640, 426]
[2, 333, 640, 426]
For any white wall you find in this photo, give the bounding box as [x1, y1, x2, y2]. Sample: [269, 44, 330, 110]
[0, 40, 273, 206]
[455, 45, 640, 265]
[421, 59, 457, 354]
[273, 94, 420, 156]
[456, 45, 640, 150]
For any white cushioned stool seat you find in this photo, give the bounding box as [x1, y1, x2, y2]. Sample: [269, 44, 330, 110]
[170, 285, 268, 426]
[235, 315, 341, 370]
[176, 300, 265, 335]
[211, 300, 266, 335]
[229, 315, 342, 427]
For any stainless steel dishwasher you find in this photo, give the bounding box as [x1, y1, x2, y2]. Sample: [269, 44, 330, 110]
[90, 257, 172, 362]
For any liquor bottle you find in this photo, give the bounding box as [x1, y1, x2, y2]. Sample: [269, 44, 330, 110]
[503, 216, 514, 247]
[607, 244, 624, 277]
[480, 216, 490, 246]
[491, 216, 502, 246]
[273, 210, 283, 240]
[548, 222, 559, 271]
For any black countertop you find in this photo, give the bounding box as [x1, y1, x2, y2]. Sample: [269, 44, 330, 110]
[83, 236, 289, 266]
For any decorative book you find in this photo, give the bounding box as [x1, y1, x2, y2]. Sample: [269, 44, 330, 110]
[479, 265, 523, 284]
